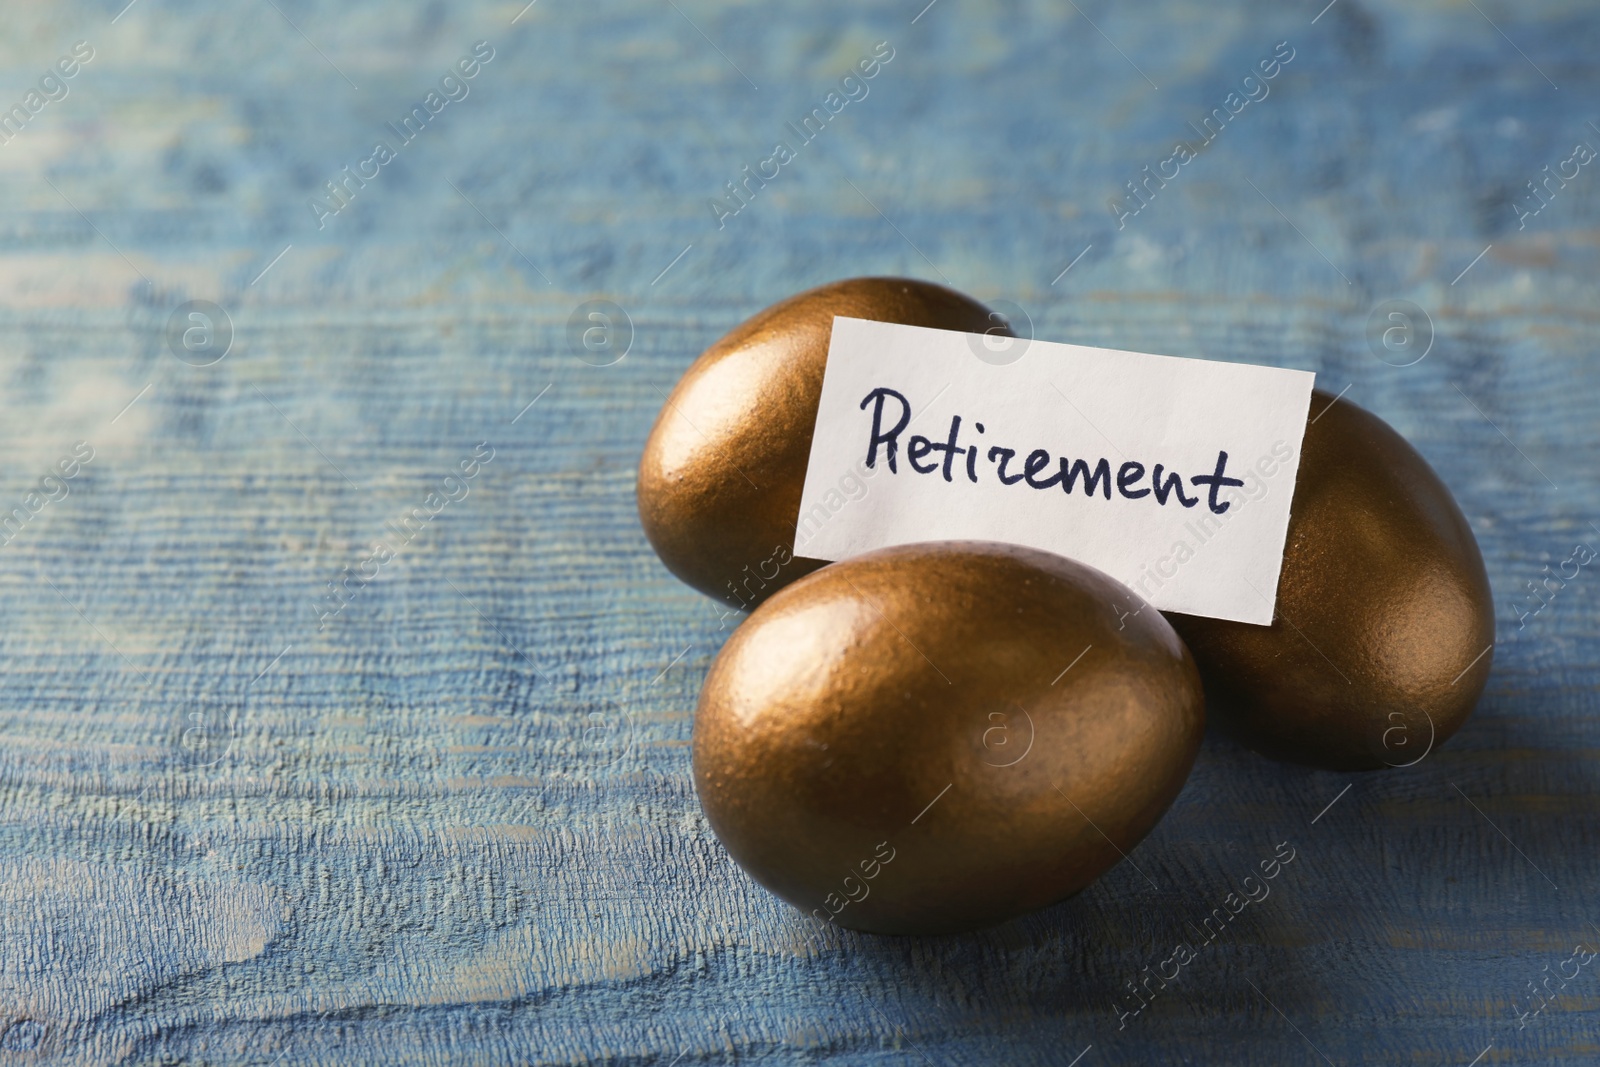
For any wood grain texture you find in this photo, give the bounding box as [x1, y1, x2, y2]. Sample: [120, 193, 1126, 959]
[0, 0, 1594, 1063]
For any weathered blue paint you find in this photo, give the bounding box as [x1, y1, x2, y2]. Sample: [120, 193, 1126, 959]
[0, 0, 1594, 1063]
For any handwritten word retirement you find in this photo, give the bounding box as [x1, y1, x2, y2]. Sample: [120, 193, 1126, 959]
[860, 387, 1245, 515]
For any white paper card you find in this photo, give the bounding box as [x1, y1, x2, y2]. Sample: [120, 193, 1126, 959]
[794, 317, 1316, 625]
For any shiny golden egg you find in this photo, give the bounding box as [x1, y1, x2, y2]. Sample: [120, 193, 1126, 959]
[638, 277, 1004, 610]
[1165, 389, 1494, 770]
[693, 541, 1205, 935]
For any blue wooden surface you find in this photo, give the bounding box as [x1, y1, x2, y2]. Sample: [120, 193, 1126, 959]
[0, 0, 1596, 1063]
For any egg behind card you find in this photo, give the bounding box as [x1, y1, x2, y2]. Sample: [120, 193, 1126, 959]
[638, 277, 1005, 611]
[1165, 389, 1495, 770]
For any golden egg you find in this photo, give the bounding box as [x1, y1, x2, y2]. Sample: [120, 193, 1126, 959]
[1165, 389, 1494, 770]
[638, 277, 1004, 610]
[692, 541, 1205, 935]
